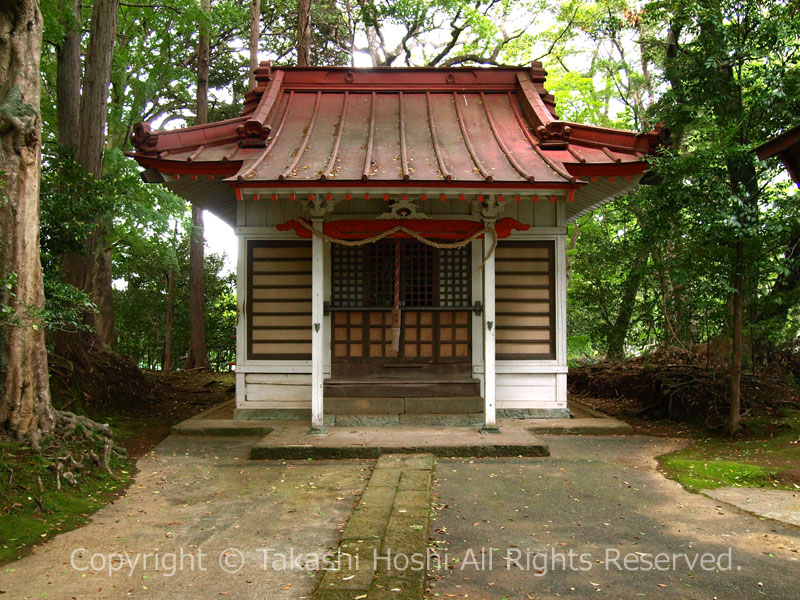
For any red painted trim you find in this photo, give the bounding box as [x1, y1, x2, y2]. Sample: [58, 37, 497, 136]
[276, 217, 530, 240]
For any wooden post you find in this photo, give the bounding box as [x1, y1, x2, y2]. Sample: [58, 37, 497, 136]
[309, 215, 326, 433]
[481, 220, 499, 433]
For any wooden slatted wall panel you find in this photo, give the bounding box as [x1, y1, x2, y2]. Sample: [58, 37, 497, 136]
[248, 241, 312, 359]
[495, 240, 555, 360]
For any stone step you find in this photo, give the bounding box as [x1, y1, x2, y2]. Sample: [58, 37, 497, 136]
[171, 419, 274, 437]
[326, 396, 484, 415]
[331, 413, 484, 427]
[325, 378, 481, 398]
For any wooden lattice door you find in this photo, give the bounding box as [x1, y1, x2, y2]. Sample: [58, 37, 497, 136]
[331, 239, 471, 375]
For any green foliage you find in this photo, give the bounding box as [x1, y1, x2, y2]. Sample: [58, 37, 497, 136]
[562, 0, 800, 362]
[41, 279, 96, 334]
[38, 146, 188, 342]
[566, 334, 598, 365]
[114, 224, 236, 370]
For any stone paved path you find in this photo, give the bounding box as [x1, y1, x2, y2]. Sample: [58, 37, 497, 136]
[704, 487, 800, 527]
[0, 437, 371, 599]
[428, 435, 800, 599]
[313, 454, 435, 600]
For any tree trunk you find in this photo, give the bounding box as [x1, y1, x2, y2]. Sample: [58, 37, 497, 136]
[0, 0, 55, 446]
[93, 231, 116, 347]
[183, 1, 211, 371]
[184, 206, 210, 370]
[249, 0, 260, 89]
[606, 247, 649, 360]
[55, 0, 120, 356]
[56, 0, 81, 150]
[728, 240, 743, 434]
[75, 0, 119, 176]
[196, 0, 210, 125]
[80, 0, 118, 349]
[163, 269, 174, 371]
[297, 0, 311, 66]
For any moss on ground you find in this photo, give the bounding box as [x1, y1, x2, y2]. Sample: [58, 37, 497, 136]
[658, 409, 800, 493]
[0, 369, 233, 566]
[0, 436, 131, 565]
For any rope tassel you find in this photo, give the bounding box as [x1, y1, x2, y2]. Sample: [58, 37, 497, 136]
[391, 238, 401, 355]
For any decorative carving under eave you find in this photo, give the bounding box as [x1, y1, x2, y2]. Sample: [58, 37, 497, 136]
[536, 121, 572, 149]
[377, 199, 429, 220]
[132, 122, 158, 151]
[307, 195, 339, 218]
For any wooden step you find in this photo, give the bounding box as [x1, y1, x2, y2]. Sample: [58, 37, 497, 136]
[324, 378, 481, 398]
[325, 396, 484, 415]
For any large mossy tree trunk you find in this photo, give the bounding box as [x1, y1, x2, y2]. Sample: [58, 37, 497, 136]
[0, 0, 55, 446]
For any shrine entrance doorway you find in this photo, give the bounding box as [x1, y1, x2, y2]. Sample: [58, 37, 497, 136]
[330, 238, 473, 378]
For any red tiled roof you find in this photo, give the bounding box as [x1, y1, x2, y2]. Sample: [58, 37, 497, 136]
[130, 63, 661, 189]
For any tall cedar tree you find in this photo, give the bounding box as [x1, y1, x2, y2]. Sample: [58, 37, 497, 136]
[297, 0, 311, 66]
[0, 0, 55, 445]
[184, 0, 211, 370]
[54, 0, 120, 357]
[249, 0, 260, 89]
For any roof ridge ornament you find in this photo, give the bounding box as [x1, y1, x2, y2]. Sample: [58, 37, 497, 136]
[537, 121, 572, 149]
[255, 60, 273, 83]
[237, 66, 284, 147]
[132, 122, 157, 151]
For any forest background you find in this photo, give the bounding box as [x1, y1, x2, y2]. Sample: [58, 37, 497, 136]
[2, 0, 800, 440]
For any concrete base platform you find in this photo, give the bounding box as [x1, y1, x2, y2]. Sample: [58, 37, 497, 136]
[171, 419, 274, 436]
[172, 398, 631, 440]
[526, 416, 632, 435]
[249, 420, 551, 460]
[171, 400, 274, 436]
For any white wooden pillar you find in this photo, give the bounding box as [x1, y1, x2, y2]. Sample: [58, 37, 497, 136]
[481, 220, 499, 433]
[309, 215, 326, 434]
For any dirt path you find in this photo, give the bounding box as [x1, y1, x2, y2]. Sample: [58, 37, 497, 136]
[112, 371, 236, 459]
[428, 435, 800, 599]
[0, 436, 372, 599]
